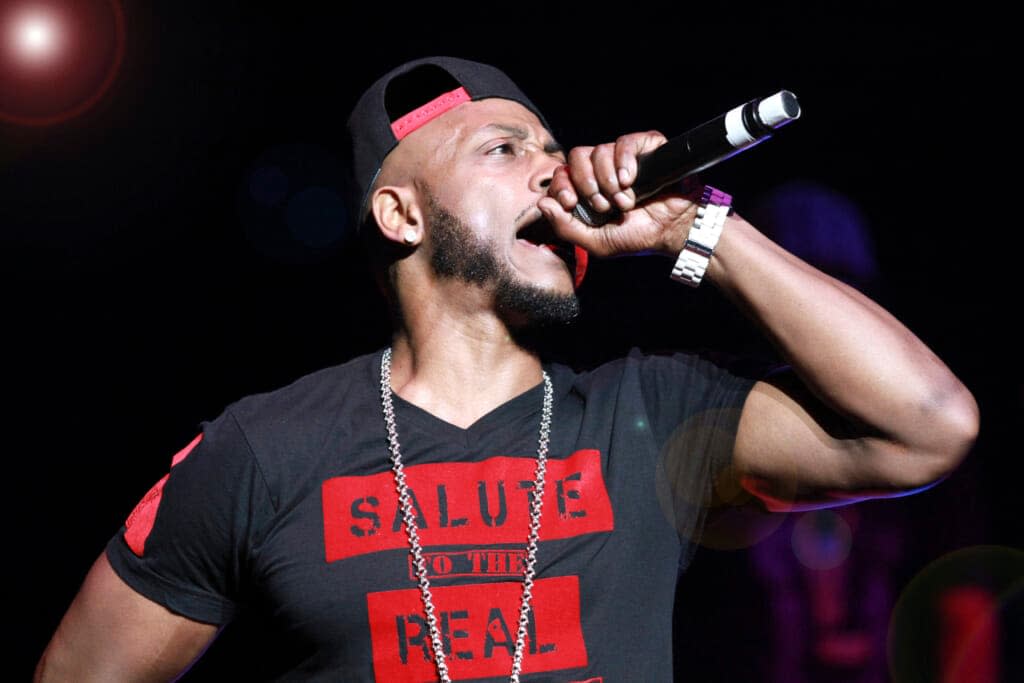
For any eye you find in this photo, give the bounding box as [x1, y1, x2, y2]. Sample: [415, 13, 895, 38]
[488, 142, 516, 156]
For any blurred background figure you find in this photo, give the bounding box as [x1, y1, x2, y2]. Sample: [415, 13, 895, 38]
[748, 502, 902, 683]
[747, 180, 880, 295]
[742, 180, 996, 683]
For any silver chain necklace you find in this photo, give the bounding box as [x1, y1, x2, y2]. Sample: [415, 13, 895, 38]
[379, 348, 552, 683]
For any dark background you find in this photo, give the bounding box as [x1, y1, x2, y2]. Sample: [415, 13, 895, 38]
[5, 3, 1018, 680]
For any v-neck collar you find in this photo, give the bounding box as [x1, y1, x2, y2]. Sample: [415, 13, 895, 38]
[373, 348, 563, 447]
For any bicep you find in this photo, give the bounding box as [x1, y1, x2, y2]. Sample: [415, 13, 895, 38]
[731, 373, 926, 511]
[35, 552, 219, 683]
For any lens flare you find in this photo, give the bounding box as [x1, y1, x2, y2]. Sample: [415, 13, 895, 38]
[888, 545, 1023, 683]
[790, 509, 853, 571]
[0, 1, 125, 126]
[10, 9, 61, 63]
[656, 411, 792, 552]
[238, 144, 352, 265]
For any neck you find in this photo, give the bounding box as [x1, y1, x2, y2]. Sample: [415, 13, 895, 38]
[387, 289, 543, 429]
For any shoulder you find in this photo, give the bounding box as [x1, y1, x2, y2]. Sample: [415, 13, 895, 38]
[562, 348, 762, 431]
[563, 347, 760, 392]
[224, 350, 381, 430]
[199, 350, 385, 478]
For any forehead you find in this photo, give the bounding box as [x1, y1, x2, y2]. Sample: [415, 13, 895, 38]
[409, 98, 554, 154]
[374, 98, 558, 192]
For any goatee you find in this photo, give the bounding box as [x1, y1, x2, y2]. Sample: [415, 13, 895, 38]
[427, 192, 580, 328]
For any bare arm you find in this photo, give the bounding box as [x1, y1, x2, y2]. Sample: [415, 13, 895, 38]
[35, 553, 219, 682]
[539, 132, 979, 508]
[713, 216, 979, 507]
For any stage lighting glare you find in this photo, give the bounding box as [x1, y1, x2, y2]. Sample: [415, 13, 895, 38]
[16, 15, 57, 58]
[6, 8, 63, 64]
[0, 0, 125, 126]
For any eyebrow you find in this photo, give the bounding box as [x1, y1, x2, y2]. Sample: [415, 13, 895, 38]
[476, 123, 564, 155]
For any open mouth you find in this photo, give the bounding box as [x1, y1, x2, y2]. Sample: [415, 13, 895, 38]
[516, 217, 569, 261]
[515, 215, 559, 248]
[515, 215, 587, 288]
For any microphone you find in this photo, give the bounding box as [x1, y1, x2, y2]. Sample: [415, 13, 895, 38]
[572, 90, 801, 227]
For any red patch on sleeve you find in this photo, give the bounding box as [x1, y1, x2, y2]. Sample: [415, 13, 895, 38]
[124, 433, 203, 556]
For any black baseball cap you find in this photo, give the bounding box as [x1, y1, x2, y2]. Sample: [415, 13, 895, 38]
[343, 56, 588, 288]
[344, 56, 553, 226]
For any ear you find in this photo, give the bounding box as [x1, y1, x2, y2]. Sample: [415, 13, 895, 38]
[369, 185, 424, 247]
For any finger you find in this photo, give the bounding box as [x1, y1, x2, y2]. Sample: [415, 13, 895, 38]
[613, 135, 640, 188]
[593, 144, 638, 213]
[615, 130, 668, 189]
[567, 146, 611, 214]
[590, 143, 624, 207]
[547, 164, 578, 210]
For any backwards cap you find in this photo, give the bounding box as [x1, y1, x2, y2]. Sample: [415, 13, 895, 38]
[344, 56, 552, 227]
[343, 56, 587, 288]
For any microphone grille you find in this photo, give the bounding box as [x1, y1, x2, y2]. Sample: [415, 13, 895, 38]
[758, 91, 801, 129]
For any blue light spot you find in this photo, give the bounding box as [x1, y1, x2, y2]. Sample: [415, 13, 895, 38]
[249, 165, 288, 207]
[285, 186, 348, 248]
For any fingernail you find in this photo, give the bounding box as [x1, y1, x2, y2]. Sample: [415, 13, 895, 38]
[558, 189, 574, 206]
[590, 193, 610, 212]
[618, 167, 630, 185]
[613, 191, 631, 210]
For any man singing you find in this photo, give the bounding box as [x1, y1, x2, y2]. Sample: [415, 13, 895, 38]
[35, 56, 978, 682]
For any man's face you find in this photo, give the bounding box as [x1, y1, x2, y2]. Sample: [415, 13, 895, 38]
[426, 188, 580, 327]
[402, 98, 578, 325]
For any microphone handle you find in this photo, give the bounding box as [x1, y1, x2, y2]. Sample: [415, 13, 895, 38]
[572, 90, 801, 227]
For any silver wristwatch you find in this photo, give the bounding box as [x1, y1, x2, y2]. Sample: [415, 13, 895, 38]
[670, 185, 733, 287]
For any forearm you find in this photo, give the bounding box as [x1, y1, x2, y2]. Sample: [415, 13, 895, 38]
[541, 130, 978, 495]
[708, 214, 978, 465]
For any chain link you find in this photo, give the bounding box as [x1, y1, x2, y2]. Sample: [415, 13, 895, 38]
[380, 348, 552, 683]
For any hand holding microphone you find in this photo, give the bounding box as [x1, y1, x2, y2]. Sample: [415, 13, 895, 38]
[569, 90, 801, 227]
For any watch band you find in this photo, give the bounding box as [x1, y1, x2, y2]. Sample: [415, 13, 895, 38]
[670, 185, 733, 287]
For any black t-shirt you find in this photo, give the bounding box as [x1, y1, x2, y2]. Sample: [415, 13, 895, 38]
[107, 347, 756, 681]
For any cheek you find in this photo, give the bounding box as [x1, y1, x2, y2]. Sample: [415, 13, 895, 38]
[463, 205, 495, 234]
[450, 181, 514, 233]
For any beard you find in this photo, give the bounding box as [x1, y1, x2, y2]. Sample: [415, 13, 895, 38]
[426, 192, 580, 328]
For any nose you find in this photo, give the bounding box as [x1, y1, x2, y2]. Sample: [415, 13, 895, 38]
[530, 152, 563, 195]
